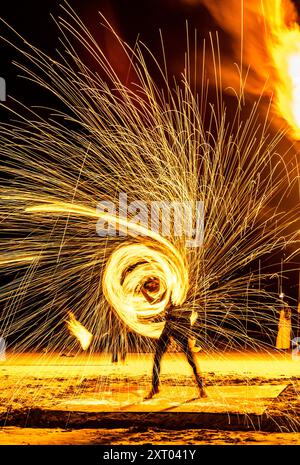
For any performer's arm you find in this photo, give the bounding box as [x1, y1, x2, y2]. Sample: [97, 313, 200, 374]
[141, 287, 167, 304]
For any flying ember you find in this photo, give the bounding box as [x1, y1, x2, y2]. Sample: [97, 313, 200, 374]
[66, 312, 93, 350]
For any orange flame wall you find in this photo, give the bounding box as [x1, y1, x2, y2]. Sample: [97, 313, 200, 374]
[193, 0, 300, 139]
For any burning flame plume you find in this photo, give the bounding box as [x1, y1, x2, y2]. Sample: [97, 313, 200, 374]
[199, 0, 300, 139]
[66, 311, 93, 350]
[265, 0, 300, 139]
[0, 2, 299, 356]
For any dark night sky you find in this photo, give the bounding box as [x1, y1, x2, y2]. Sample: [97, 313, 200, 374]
[1, 0, 300, 118]
[0, 0, 218, 104]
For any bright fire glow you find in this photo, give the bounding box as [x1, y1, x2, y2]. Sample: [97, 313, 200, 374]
[66, 311, 93, 350]
[200, 0, 300, 139]
[26, 201, 189, 339]
[265, 0, 300, 139]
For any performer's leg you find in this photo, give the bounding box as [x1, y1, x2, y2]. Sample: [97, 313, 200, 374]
[175, 331, 207, 398]
[152, 327, 170, 390]
[144, 324, 171, 399]
[120, 334, 127, 362]
[111, 342, 118, 363]
[120, 347, 126, 362]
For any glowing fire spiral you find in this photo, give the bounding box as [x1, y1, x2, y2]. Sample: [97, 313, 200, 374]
[103, 243, 186, 338]
[25, 201, 189, 338]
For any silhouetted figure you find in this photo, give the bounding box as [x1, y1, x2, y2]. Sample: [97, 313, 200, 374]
[276, 301, 292, 351]
[111, 318, 127, 364]
[141, 278, 207, 400]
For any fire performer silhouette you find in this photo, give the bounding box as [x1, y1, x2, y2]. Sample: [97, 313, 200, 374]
[141, 277, 207, 400]
[276, 300, 292, 351]
[110, 313, 127, 364]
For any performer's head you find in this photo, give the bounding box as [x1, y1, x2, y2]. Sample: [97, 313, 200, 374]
[143, 277, 160, 293]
